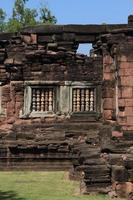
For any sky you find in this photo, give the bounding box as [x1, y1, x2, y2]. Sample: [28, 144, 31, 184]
[1, 0, 133, 54]
[1, 0, 133, 25]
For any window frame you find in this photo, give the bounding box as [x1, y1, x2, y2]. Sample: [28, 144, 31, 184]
[70, 86, 96, 114]
[65, 81, 101, 118]
[22, 81, 60, 118]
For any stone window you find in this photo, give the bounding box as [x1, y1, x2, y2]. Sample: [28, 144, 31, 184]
[70, 82, 101, 120]
[60, 81, 101, 118]
[31, 87, 55, 112]
[21, 81, 59, 118]
[72, 88, 95, 112]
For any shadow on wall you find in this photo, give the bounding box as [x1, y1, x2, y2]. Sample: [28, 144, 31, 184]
[0, 191, 25, 200]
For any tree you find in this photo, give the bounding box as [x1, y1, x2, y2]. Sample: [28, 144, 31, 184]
[0, 0, 57, 32]
[0, 8, 6, 32]
[40, 7, 57, 24]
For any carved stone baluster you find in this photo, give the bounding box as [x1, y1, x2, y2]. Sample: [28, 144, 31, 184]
[85, 89, 89, 111]
[90, 89, 94, 111]
[73, 89, 77, 112]
[81, 89, 85, 111]
[49, 89, 53, 111]
[77, 89, 80, 112]
[45, 90, 48, 111]
[36, 89, 40, 111]
[32, 89, 36, 111]
[41, 89, 44, 112]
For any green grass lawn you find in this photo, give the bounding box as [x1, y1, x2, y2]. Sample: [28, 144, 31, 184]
[0, 171, 124, 200]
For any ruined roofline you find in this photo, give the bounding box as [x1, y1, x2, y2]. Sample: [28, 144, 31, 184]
[0, 24, 128, 36]
[0, 24, 130, 44]
[21, 24, 128, 35]
[0, 15, 133, 43]
[0, 24, 129, 44]
[19, 15, 133, 35]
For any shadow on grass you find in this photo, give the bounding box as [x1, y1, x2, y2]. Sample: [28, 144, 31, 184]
[0, 190, 25, 200]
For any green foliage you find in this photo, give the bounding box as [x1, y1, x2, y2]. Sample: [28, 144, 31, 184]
[0, 0, 57, 33]
[6, 18, 22, 33]
[0, 171, 124, 200]
[0, 8, 6, 32]
[40, 7, 57, 24]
